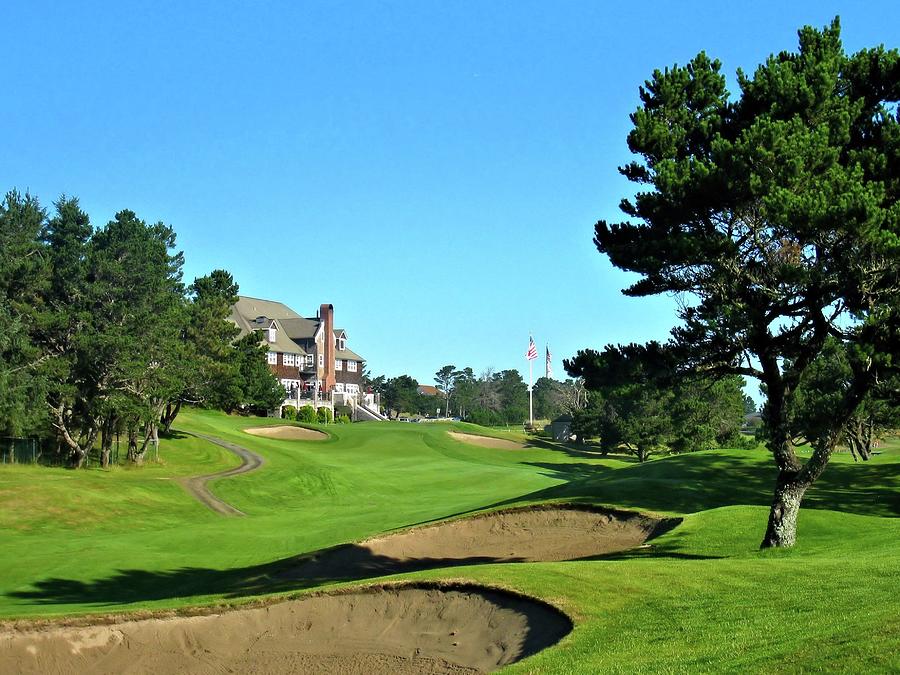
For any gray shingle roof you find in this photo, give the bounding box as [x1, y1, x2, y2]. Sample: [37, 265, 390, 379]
[231, 296, 365, 362]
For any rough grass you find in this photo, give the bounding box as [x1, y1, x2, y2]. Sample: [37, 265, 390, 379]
[0, 408, 897, 672]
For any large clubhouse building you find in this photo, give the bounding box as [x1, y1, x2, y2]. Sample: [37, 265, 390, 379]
[230, 296, 368, 411]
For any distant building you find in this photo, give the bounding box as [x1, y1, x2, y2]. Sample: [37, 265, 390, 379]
[230, 296, 369, 412]
[548, 414, 574, 442]
[417, 385, 442, 398]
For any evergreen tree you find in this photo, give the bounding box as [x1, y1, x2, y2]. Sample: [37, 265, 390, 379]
[587, 20, 900, 546]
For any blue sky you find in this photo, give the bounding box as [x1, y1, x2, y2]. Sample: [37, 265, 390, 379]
[3, 1, 898, 396]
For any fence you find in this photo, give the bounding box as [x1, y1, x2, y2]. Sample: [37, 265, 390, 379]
[0, 437, 120, 468]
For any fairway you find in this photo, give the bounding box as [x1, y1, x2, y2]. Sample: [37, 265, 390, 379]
[1, 408, 898, 672]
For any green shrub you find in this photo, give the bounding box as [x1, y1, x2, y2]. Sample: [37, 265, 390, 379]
[282, 405, 297, 421]
[316, 407, 333, 424]
[336, 414, 351, 424]
[334, 404, 353, 419]
[298, 405, 317, 424]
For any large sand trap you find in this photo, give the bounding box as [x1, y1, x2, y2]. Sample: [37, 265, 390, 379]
[244, 425, 327, 440]
[285, 505, 679, 583]
[0, 584, 571, 674]
[447, 431, 525, 449]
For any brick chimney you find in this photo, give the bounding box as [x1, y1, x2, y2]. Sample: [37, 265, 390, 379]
[321, 303, 336, 392]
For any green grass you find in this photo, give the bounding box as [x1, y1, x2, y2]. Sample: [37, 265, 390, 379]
[0, 408, 897, 672]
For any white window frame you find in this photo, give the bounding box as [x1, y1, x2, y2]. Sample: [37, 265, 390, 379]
[335, 383, 345, 393]
[267, 327, 276, 343]
[306, 354, 314, 368]
[318, 354, 324, 367]
[335, 359, 343, 371]
[284, 353, 295, 366]
[338, 337, 346, 351]
[267, 352, 277, 365]
[347, 360, 357, 373]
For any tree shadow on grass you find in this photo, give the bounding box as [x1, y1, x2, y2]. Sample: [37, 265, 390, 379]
[7, 549, 525, 607]
[485, 454, 899, 518]
[523, 437, 639, 462]
[9, 508, 684, 608]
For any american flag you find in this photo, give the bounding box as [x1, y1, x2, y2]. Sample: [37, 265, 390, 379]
[526, 336, 538, 361]
[545, 345, 553, 378]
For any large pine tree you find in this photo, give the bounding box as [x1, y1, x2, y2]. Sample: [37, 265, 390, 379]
[591, 19, 899, 547]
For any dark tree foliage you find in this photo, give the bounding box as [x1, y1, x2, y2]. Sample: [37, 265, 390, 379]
[232, 333, 287, 413]
[0, 190, 282, 466]
[164, 269, 244, 427]
[590, 19, 900, 546]
[787, 338, 900, 461]
[532, 377, 569, 420]
[451, 367, 477, 419]
[434, 365, 455, 416]
[0, 192, 49, 435]
[567, 346, 745, 461]
[493, 369, 529, 424]
[382, 375, 419, 418]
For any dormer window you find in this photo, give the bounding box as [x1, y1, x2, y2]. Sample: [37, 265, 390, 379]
[268, 326, 276, 343]
[338, 337, 346, 351]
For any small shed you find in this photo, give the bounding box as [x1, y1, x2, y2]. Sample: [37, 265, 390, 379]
[549, 414, 574, 442]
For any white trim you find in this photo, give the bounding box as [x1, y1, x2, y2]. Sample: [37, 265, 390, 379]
[335, 359, 343, 371]
[347, 360, 357, 372]
[267, 352, 277, 365]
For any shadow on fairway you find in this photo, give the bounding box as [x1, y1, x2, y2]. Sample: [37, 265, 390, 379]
[9, 511, 687, 608]
[4, 550, 547, 607]
[488, 454, 900, 517]
[523, 437, 641, 461]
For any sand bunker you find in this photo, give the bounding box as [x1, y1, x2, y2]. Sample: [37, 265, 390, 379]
[0, 584, 571, 674]
[244, 425, 327, 440]
[286, 505, 678, 583]
[447, 431, 525, 450]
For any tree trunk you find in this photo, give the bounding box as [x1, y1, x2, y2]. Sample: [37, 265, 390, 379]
[100, 424, 111, 469]
[49, 401, 97, 469]
[127, 427, 141, 464]
[160, 400, 182, 433]
[760, 470, 810, 548]
[99, 416, 116, 469]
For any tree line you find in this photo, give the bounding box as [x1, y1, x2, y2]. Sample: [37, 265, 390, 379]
[368, 363, 752, 457]
[567, 349, 752, 461]
[366, 367, 537, 425]
[0, 191, 285, 467]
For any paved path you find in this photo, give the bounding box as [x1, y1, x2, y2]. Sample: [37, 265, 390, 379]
[177, 432, 265, 516]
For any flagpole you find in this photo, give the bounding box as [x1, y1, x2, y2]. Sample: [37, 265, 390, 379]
[526, 335, 537, 429]
[529, 357, 533, 427]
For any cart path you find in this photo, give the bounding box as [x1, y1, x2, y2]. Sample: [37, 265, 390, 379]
[177, 432, 265, 516]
